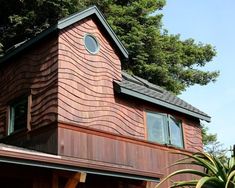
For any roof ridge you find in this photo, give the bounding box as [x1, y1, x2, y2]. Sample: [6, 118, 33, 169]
[132, 75, 164, 93]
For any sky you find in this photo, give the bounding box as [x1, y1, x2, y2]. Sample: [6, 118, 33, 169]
[160, 0, 235, 152]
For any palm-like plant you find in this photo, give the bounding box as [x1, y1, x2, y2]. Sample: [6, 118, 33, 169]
[156, 150, 235, 188]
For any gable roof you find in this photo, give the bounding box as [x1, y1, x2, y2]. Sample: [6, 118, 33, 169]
[0, 6, 128, 64]
[114, 72, 211, 122]
[0, 6, 210, 122]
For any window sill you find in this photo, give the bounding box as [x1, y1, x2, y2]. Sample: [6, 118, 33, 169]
[147, 140, 185, 151]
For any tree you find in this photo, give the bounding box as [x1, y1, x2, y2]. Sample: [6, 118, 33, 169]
[156, 151, 235, 188]
[0, 0, 219, 94]
[201, 124, 228, 164]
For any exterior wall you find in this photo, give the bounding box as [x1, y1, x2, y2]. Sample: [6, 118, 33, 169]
[0, 15, 203, 187]
[183, 118, 203, 151]
[57, 17, 144, 139]
[58, 123, 199, 187]
[0, 37, 58, 138]
[3, 125, 58, 154]
[57, 17, 202, 155]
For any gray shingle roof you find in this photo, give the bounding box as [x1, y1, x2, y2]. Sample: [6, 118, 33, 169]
[114, 72, 211, 122]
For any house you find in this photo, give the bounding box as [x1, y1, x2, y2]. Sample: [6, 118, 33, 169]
[0, 6, 210, 188]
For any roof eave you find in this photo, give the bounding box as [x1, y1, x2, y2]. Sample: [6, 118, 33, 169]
[58, 6, 128, 59]
[0, 146, 160, 182]
[0, 25, 58, 64]
[114, 82, 211, 122]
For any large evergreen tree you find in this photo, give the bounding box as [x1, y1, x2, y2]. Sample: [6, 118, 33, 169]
[0, 0, 219, 94]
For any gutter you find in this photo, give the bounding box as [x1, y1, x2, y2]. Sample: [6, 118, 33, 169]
[114, 82, 211, 122]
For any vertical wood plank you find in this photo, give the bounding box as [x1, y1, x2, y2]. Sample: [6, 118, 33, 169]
[52, 173, 59, 188]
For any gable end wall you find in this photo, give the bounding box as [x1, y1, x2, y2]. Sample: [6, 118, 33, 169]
[57, 17, 145, 139]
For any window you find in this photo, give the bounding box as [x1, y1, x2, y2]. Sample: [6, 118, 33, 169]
[146, 112, 184, 148]
[84, 34, 100, 54]
[8, 97, 28, 134]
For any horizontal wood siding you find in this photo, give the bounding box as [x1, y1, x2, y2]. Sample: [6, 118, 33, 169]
[0, 37, 58, 138]
[58, 18, 144, 139]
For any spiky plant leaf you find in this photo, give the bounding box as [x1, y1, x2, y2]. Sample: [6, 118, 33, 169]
[156, 151, 235, 188]
[212, 154, 227, 181]
[155, 169, 208, 188]
[228, 155, 235, 169]
[225, 170, 235, 188]
[170, 180, 198, 188]
[196, 176, 223, 188]
[171, 152, 219, 177]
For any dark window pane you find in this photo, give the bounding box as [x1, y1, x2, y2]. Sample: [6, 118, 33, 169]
[147, 112, 166, 144]
[10, 99, 28, 134]
[169, 116, 183, 148]
[84, 35, 99, 54]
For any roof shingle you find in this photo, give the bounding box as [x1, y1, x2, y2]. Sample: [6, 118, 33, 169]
[114, 72, 211, 122]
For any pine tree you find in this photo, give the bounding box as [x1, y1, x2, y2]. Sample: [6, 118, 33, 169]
[0, 0, 219, 94]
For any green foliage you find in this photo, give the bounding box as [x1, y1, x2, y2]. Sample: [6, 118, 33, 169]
[156, 151, 235, 188]
[201, 124, 228, 164]
[0, 0, 219, 94]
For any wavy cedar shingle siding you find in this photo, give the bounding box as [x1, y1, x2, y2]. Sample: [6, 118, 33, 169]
[183, 120, 203, 151]
[58, 18, 145, 139]
[0, 38, 58, 137]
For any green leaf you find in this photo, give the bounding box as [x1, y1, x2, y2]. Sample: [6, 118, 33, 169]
[0, 0, 218, 94]
[170, 180, 198, 188]
[155, 169, 208, 188]
[196, 177, 223, 188]
[225, 170, 235, 188]
[171, 152, 219, 177]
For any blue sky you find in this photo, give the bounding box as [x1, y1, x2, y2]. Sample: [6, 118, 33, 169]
[161, 0, 235, 151]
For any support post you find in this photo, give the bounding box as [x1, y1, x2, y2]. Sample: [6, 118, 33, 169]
[64, 172, 87, 188]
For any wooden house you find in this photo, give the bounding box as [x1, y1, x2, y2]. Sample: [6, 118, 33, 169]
[0, 6, 210, 188]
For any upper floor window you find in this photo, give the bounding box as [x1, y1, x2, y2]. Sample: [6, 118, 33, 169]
[84, 34, 100, 54]
[8, 96, 28, 135]
[146, 111, 184, 148]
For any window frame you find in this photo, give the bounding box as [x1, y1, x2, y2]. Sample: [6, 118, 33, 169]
[83, 33, 100, 54]
[7, 95, 31, 135]
[146, 111, 184, 148]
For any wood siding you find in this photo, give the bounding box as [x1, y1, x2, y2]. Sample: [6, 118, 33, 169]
[0, 15, 203, 186]
[0, 37, 58, 138]
[183, 119, 203, 151]
[58, 123, 199, 187]
[57, 18, 144, 139]
[2, 123, 58, 154]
